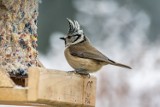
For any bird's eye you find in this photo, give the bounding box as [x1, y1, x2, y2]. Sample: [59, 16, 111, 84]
[68, 36, 71, 39]
[71, 34, 81, 43]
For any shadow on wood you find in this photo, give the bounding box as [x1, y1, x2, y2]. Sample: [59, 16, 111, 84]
[0, 67, 96, 107]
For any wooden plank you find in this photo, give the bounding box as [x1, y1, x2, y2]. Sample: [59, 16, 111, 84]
[0, 87, 27, 101]
[0, 67, 96, 107]
[28, 67, 41, 101]
[83, 77, 96, 106]
[28, 68, 96, 107]
[0, 101, 50, 107]
[38, 69, 84, 104]
[0, 68, 15, 88]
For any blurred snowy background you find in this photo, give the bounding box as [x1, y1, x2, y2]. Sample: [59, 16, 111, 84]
[1, 0, 160, 107]
[39, 0, 160, 107]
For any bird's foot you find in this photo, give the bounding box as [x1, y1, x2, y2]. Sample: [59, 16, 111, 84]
[67, 70, 76, 74]
[75, 69, 90, 78]
[67, 69, 90, 78]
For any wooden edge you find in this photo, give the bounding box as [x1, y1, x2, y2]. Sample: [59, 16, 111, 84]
[0, 101, 49, 107]
[36, 99, 93, 107]
[82, 76, 96, 106]
[0, 68, 15, 88]
[0, 87, 27, 101]
[27, 67, 41, 101]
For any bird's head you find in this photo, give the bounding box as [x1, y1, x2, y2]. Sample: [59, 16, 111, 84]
[60, 18, 88, 47]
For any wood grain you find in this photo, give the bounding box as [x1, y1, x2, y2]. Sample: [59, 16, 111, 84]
[0, 68, 15, 88]
[0, 67, 96, 107]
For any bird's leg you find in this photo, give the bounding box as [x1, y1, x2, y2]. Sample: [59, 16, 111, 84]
[67, 69, 90, 78]
[67, 70, 76, 74]
[75, 68, 90, 78]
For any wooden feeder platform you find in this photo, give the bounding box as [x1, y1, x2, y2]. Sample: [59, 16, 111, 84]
[0, 67, 96, 107]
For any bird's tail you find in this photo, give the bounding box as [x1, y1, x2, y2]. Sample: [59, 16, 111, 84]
[108, 59, 132, 69]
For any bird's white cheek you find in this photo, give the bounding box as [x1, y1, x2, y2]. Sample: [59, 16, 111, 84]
[65, 43, 70, 47]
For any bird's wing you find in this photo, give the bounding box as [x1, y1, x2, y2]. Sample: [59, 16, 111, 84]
[69, 42, 132, 69]
[69, 42, 113, 63]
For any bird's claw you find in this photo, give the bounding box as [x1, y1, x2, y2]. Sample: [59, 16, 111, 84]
[67, 69, 90, 78]
[75, 70, 90, 78]
[67, 70, 76, 74]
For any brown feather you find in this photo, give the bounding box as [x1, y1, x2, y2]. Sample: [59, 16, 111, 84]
[69, 41, 131, 69]
[69, 41, 109, 62]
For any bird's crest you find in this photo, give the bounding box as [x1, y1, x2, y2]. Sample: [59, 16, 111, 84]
[67, 18, 83, 35]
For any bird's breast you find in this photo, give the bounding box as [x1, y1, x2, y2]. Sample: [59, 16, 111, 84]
[64, 48, 103, 72]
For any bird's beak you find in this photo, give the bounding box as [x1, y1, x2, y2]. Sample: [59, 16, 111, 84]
[60, 37, 65, 40]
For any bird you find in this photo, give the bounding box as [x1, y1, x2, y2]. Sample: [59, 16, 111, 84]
[60, 18, 131, 76]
